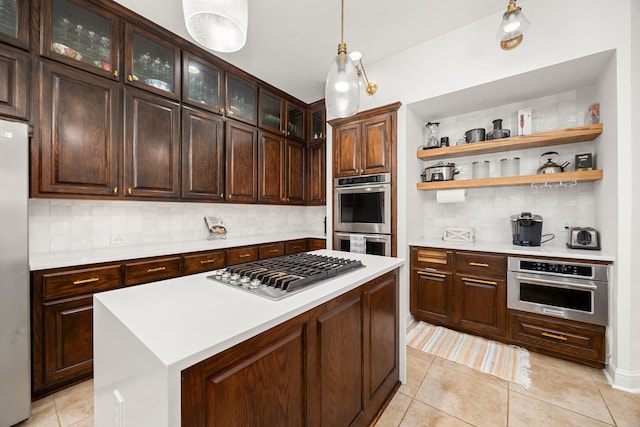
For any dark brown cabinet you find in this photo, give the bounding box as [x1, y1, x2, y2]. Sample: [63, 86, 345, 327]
[258, 242, 285, 259]
[225, 119, 258, 203]
[285, 239, 308, 254]
[123, 256, 182, 286]
[124, 87, 181, 198]
[40, 0, 120, 80]
[181, 269, 399, 427]
[332, 109, 394, 178]
[0, 43, 28, 119]
[36, 60, 120, 197]
[226, 245, 259, 266]
[124, 22, 180, 100]
[182, 250, 226, 275]
[225, 72, 257, 125]
[181, 106, 225, 200]
[0, 0, 29, 49]
[410, 247, 454, 325]
[182, 51, 224, 115]
[258, 89, 306, 142]
[286, 139, 306, 204]
[309, 99, 326, 143]
[453, 251, 506, 337]
[307, 141, 326, 205]
[258, 130, 306, 204]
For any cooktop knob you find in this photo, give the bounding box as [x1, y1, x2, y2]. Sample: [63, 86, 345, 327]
[240, 276, 251, 288]
[250, 279, 262, 289]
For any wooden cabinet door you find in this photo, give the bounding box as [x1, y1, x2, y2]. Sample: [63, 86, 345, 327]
[0, 44, 28, 119]
[41, 295, 94, 393]
[124, 87, 180, 198]
[182, 51, 224, 115]
[453, 274, 506, 336]
[225, 120, 257, 203]
[307, 141, 326, 205]
[309, 99, 326, 142]
[333, 122, 361, 177]
[285, 139, 306, 204]
[258, 89, 284, 134]
[182, 106, 225, 200]
[0, 0, 29, 49]
[361, 113, 392, 174]
[410, 268, 453, 325]
[317, 296, 363, 427]
[257, 130, 285, 203]
[38, 60, 120, 196]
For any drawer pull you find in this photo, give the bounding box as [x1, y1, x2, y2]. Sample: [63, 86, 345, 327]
[541, 332, 568, 341]
[469, 262, 489, 267]
[461, 277, 498, 285]
[269, 249, 280, 253]
[200, 259, 218, 264]
[239, 253, 251, 258]
[73, 277, 100, 285]
[417, 271, 446, 279]
[147, 267, 167, 273]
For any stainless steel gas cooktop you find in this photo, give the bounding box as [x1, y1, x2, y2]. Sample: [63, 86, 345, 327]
[207, 253, 364, 300]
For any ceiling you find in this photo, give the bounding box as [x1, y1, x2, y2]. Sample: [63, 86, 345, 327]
[114, 0, 511, 104]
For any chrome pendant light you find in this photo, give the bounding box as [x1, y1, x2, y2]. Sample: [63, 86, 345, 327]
[497, 0, 530, 50]
[325, 0, 360, 118]
[182, 0, 248, 53]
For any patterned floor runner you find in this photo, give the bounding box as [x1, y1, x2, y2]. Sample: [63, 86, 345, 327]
[407, 321, 531, 389]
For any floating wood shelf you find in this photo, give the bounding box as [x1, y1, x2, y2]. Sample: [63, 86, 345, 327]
[417, 124, 603, 162]
[416, 170, 603, 191]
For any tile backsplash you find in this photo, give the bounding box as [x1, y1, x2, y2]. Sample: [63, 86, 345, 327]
[418, 86, 599, 247]
[29, 199, 327, 254]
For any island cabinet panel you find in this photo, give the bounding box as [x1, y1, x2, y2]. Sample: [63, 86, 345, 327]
[316, 296, 363, 427]
[37, 60, 120, 197]
[181, 269, 399, 427]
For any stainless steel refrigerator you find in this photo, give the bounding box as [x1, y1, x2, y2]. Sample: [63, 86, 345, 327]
[0, 119, 30, 425]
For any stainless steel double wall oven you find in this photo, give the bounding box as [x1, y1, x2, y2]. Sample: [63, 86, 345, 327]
[333, 173, 391, 256]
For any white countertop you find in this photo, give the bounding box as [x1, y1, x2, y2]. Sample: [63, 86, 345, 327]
[30, 232, 326, 271]
[93, 250, 405, 369]
[408, 239, 615, 262]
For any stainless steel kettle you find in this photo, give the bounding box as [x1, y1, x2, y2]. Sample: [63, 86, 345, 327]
[537, 151, 570, 174]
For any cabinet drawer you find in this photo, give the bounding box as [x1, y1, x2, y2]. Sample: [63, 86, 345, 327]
[41, 265, 122, 301]
[285, 239, 308, 254]
[259, 242, 285, 259]
[455, 251, 506, 278]
[183, 251, 226, 275]
[226, 246, 259, 266]
[509, 311, 605, 366]
[410, 246, 453, 271]
[124, 256, 182, 286]
[308, 238, 326, 250]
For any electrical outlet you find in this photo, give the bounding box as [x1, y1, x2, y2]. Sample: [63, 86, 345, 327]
[114, 389, 124, 427]
[110, 235, 126, 246]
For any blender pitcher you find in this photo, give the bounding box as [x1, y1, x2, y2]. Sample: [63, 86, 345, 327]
[424, 122, 440, 149]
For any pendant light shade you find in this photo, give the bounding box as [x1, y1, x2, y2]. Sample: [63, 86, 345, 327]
[183, 0, 248, 53]
[497, 0, 530, 50]
[325, 0, 360, 118]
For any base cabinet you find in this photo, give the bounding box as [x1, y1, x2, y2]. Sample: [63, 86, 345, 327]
[181, 270, 399, 427]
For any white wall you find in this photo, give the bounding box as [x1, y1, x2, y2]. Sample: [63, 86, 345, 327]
[28, 199, 326, 253]
[349, 0, 638, 390]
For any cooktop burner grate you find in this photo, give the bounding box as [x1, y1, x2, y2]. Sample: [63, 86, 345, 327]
[207, 253, 364, 300]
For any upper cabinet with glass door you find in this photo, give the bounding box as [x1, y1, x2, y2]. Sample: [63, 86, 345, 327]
[124, 23, 180, 100]
[0, 0, 28, 49]
[182, 51, 224, 115]
[309, 100, 326, 142]
[226, 72, 257, 125]
[41, 0, 120, 80]
[259, 89, 306, 142]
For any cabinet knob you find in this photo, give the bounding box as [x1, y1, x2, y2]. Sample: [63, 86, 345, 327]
[127, 75, 133, 82]
[220, 108, 225, 114]
[113, 187, 118, 194]
[227, 195, 232, 200]
[113, 70, 119, 78]
[219, 193, 224, 199]
[127, 188, 132, 194]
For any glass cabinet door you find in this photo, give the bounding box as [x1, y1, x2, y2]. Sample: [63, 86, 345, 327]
[226, 73, 257, 125]
[0, 0, 28, 49]
[259, 91, 283, 134]
[125, 23, 180, 99]
[287, 102, 306, 141]
[44, 0, 119, 79]
[182, 52, 223, 114]
[310, 101, 326, 142]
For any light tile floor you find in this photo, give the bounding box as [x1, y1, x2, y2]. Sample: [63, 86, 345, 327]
[14, 348, 640, 427]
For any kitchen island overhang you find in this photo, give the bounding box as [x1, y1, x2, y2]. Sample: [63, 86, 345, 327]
[93, 250, 405, 426]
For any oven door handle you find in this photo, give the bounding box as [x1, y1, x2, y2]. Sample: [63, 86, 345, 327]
[335, 184, 389, 192]
[515, 276, 598, 291]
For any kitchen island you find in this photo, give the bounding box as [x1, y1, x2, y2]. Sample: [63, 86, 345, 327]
[93, 250, 405, 426]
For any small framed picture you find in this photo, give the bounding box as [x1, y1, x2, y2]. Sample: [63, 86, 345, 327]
[575, 153, 593, 171]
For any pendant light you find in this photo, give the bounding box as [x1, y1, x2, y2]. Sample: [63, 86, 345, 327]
[497, 0, 530, 50]
[325, 0, 360, 118]
[182, 0, 248, 53]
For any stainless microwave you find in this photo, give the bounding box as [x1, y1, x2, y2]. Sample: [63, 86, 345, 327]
[334, 173, 391, 234]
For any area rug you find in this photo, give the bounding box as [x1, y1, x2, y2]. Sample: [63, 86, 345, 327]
[407, 321, 531, 389]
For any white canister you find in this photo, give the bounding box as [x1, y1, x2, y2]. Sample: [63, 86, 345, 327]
[472, 161, 490, 179]
[500, 157, 520, 176]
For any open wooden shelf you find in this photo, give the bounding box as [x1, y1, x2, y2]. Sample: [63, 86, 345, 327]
[417, 124, 603, 161]
[416, 169, 603, 191]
